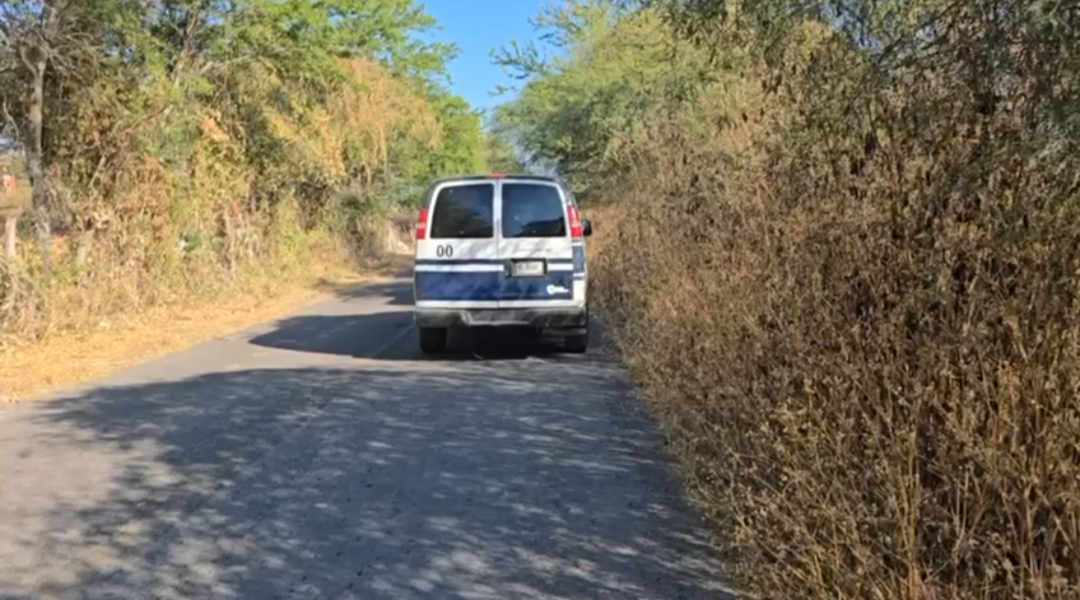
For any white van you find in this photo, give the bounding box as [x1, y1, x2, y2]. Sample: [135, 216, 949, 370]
[412, 174, 593, 354]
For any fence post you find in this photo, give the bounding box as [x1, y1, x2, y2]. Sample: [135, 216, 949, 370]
[2, 208, 19, 261]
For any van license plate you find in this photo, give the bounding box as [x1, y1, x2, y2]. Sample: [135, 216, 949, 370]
[511, 260, 545, 277]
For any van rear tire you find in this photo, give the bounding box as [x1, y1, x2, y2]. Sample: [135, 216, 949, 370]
[418, 327, 447, 354]
[564, 333, 588, 354]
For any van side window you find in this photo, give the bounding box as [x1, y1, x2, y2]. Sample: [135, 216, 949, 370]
[430, 184, 494, 239]
[501, 183, 567, 238]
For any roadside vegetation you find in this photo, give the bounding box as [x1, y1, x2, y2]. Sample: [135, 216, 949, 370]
[495, 0, 1080, 598]
[0, 0, 520, 348]
[5, 0, 1079, 596]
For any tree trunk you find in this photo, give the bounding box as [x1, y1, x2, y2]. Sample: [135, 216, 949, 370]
[23, 54, 50, 273]
[3, 213, 16, 261]
[18, 1, 70, 274]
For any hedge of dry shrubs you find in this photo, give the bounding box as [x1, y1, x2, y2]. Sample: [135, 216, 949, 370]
[593, 6, 1080, 600]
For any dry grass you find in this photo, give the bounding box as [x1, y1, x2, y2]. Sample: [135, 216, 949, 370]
[595, 140, 1080, 599]
[1, 281, 328, 403]
[0, 250, 409, 403]
[0, 196, 416, 403]
[590, 11, 1080, 598]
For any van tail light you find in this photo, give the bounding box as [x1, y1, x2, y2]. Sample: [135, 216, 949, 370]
[568, 206, 583, 238]
[416, 207, 429, 240]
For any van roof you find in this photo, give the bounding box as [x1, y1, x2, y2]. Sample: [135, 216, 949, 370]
[430, 173, 560, 184]
[420, 174, 571, 209]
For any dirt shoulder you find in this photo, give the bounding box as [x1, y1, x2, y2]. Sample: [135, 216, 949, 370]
[0, 254, 411, 404]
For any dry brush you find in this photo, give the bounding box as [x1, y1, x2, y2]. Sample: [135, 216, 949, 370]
[591, 4, 1080, 599]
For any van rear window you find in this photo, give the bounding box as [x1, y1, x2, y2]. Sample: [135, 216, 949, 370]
[501, 183, 567, 238]
[430, 184, 494, 239]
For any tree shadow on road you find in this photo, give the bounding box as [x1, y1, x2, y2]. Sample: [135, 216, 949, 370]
[248, 279, 598, 362]
[248, 309, 579, 362]
[0, 357, 734, 599]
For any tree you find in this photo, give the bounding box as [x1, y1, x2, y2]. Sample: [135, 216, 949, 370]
[1, 0, 484, 237]
[491, 0, 710, 200]
[0, 0, 83, 270]
[480, 132, 525, 173]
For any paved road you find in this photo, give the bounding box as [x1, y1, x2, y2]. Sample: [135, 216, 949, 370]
[0, 279, 731, 600]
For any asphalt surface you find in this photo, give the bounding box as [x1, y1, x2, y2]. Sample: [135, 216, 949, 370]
[0, 278, 732, 600]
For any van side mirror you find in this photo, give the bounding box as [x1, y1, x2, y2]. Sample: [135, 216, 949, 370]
[582, 218, 593, 237]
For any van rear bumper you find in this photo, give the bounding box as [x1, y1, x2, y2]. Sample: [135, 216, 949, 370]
[414, 306, 587, 331]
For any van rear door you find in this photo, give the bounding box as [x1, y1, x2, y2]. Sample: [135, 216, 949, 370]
[496, 180, 578, 308]
[414, 181, 500, 308]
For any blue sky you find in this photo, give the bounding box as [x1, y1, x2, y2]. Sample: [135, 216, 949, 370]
[420, 0, 548, 116]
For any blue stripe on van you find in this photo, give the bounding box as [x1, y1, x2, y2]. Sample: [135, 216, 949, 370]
[414, 271, 575, 301]
[415, 271, 499, 301]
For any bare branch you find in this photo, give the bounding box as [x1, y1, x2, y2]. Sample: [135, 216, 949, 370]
[1, 96, 20, 142]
